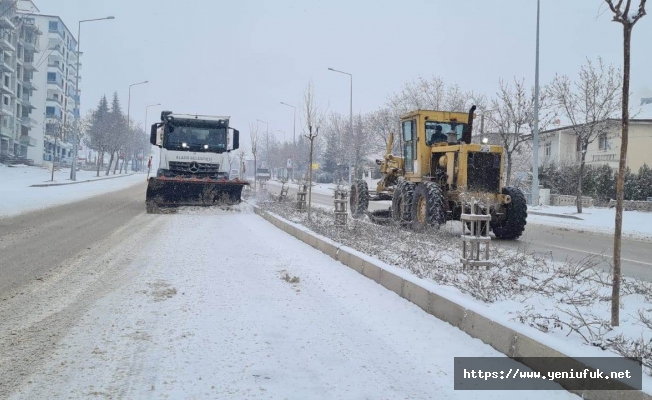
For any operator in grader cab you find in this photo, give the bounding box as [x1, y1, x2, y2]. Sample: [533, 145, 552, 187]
[426, 125, 447, 145]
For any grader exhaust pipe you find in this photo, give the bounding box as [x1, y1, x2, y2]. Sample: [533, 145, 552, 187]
[462, 105, 477, 145]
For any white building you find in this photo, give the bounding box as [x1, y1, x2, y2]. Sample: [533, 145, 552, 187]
[19, 13, 79, 165]
[0, 0, 41, 161]
[535, 101, 652, 172]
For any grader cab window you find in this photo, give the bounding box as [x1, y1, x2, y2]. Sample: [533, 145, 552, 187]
[402, 120, 415, 172]
[425, 121, 467, 145]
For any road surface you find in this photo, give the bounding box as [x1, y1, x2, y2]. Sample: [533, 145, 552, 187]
[265, 182, 652, 282]
[0, 184, 576, 399]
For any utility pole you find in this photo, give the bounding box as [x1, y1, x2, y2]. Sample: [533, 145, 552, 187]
[280, 102, 296, 180]
[328, 67, 353, 184]
[71, 16, 115, 181]
[531, 0, 541, 206]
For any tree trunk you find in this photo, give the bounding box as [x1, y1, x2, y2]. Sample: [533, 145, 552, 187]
[253, 155, 257, 191]
[96, 150, 102, 177]
[576, 149, 586, 213]
[113, 151, 120, 175]
[505, 151, 513, 187]
[612, 24, 632, 327]
[308, 137, 314, 221]
[106, 151, 115, 176]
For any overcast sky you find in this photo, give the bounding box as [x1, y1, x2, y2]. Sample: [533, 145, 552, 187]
[34, 0, 651, 150]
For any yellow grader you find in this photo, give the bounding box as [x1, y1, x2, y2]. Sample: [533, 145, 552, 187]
[349, 106, 527, 240]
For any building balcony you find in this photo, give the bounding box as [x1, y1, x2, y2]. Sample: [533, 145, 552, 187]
[0, 60, 15, 73]
[47, 96, 62, 106]
[48, 62, 64, 73]
[0, 124, 12, 138]
[21, 97, 35, 110]
[1, 84, 15, 96]
[0, 36, 15, 52]
[47, 79, 64, 91]
[20, 134, 36, 147]
[23, 61, 37, 72]
[19, 116, 37, 127]
[0, 6, 15, 29]
[1, 102, 12, 116]
[48, 33, 64, 49]
[23, 40, 37, 52]
[22, 79, 37, 91]
[591, 153, 617, 162]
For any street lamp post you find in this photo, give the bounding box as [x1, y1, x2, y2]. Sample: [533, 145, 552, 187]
[328, 67, 353, 185]
[124, 80, 148, 174]
[71, 15, 115, 181]
[144, 103, 160, 172]
[280, 101, 296, 180]
[532, 0, 541, 206]
[256, 119, 269, 169]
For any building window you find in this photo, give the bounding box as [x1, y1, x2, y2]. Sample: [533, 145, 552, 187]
[46, 106, 55, 116]
[599, 134, 609, 151]
[3, 75, 8, 87]
[545, 142, 552, 157]
[47, 72, 56, 82]
[49, 21, 58, 32]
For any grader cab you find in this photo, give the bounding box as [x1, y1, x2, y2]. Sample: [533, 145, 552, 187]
[349, 105, 527, 240]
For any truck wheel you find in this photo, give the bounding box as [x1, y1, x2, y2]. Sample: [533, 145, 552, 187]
[350, 180, 369, 219]
[491, 187, 527, 240]
[411, 182, 446, 230]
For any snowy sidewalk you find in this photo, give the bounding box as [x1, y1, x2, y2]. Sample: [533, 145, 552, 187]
[9, 208, 576, 399]
[527, 205, 652, 242]
[0, 164, 146, 218]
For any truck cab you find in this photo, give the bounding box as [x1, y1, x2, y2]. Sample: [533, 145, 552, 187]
[150, 112, 240, 180]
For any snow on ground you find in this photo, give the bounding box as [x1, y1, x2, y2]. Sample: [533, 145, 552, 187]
[10, 209, 577, 399]
[528, 204, 652, 242]
[0, 164, 146, 218]
[260, 200, 652, 393]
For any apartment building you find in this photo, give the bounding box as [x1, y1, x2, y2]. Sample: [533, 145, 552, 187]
[23, 14, 79, 165]
[0, 0, 41, 161]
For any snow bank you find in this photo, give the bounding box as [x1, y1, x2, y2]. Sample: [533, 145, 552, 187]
[0, 165, 146, 218]
[528, 205, 652, 241]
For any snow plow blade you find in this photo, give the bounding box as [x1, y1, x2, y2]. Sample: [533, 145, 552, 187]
[146, 177, 249, 213]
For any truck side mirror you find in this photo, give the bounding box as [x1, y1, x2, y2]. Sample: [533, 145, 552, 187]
[232, 129, 240, 150]
[150, 124, 157, 145]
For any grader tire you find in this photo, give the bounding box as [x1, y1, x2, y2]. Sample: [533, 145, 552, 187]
[411, 182, 446, 231]
[350, 180, 369, 219]
[391, 181, 405, 223]
[392, 181, 415, 224]
[491, 186, 527, 240]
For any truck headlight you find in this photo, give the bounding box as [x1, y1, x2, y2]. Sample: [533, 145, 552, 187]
[482, 137, 489, 144]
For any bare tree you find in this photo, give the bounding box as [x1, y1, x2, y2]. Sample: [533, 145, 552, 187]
[605, 0, 647, 327]
[301, 80, 324, 221]
[548, 58, 622, 213]
[486, 78, 554, 186]
[237, 149, 246, 180]
[249, 122, 259, 190]
[388, 75, 481, 114]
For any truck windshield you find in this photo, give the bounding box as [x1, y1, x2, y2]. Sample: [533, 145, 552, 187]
[165, 125, 227, 152]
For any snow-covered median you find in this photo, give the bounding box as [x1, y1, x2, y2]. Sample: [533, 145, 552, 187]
[7, 207, 577, 399]
[528, 205, 652, 242]
[0, 164, 146, 218]
[259, 197, 652, 392]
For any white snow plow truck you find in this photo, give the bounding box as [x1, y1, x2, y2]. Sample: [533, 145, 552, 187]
[146, 111, 249, 213]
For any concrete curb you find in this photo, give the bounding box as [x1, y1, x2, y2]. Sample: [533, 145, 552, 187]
[528, 210, 584, 220]
[30, 173, 140, 187]
[253, 205, 649, 400]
